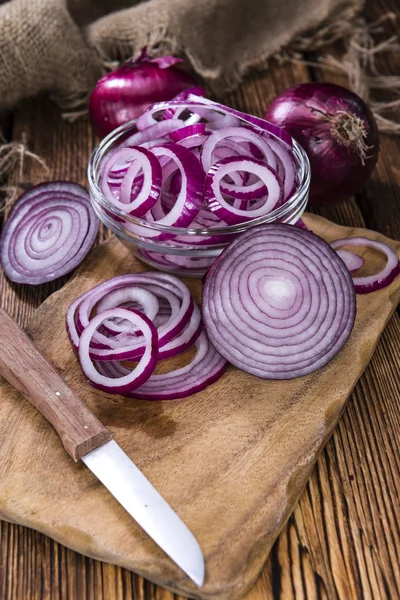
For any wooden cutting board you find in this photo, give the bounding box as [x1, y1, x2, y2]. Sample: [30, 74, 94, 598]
[0, 213, 399, 600]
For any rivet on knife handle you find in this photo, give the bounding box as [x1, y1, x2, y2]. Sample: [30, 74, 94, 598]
[0, 308, 112, 461]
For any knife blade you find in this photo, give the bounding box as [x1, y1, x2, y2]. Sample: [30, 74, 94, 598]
[82, 440, 204, 585]
[0, 308, 204, 586]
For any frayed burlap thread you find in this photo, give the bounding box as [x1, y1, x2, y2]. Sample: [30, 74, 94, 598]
[0, 133, 49, 213]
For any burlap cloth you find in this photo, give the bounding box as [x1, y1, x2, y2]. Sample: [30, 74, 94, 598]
[0, 0, 364, 111]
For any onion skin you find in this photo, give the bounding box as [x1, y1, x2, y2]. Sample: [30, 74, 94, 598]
[264, 83, 379, 205]
[89, 50, 198, 137]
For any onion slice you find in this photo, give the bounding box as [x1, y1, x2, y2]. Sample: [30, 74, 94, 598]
[96, 331, 227, 400]
[331, 237, 399, 293]
[202, 224, 356, 379]
[201, 126, 277, 173]
[79, 308, 158, 393]
[0, 182, 99, 285]
[97, 98, 301, 236]
[205, 157, 282, 225]
[102, 147, 162, 216]
[335, 249, 365, 273]
[150, 143, 204, 227]
[66, 273, 195, 358]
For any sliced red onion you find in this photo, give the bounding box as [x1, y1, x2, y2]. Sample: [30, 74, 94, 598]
[203, 224, 356, 379]
[150, 143, 204, 227]
[96, 98, 301, 238]
[88, 284, 184, 360]
[331, 237, 399, 293]
[201, 127, 277, 173]
[335, 249, 365, 273]
[119, 147, 162, 215]
[186, 95, 293, 146]
[66, 273, 194, 360]
[124, 119, 187, 146]
[158, 302, 202, 359]
[79, 308, 158, 393]
[265, 137, 296, 200]
[206, 157, 282, 225]
[95, 286, 159, 335]
[0, 182, 99, 285]
[163, 87, 206, 120]
[101, 147, 162, 215]
[294, 218, 309, 230]
[169, 123, 206, 142]
[96, 331, 227, 400]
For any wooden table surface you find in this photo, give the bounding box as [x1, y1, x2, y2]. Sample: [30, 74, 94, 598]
[1, 1, 399, 598]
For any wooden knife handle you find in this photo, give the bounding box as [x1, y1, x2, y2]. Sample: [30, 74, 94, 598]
[0, 308, 112, 461]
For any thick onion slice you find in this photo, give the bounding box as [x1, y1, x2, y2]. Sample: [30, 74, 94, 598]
[79, 308, 158, 393]
[66, 273, 195, 359]
[96, 287, 159, 335]
[158, 302, 202, 359]
[0, 182, 99, 285]
[169, 123, 206, 142]
[335, 249, 365, 273]
[202, 224, 356, 379]
[101, 147, 162, 216]
[150, 143, 204, 227]
[205, 157, 282, 225]
[96, 331, 227, 400]
[331, 237, 399, 293]
[201, 126, 277, 172]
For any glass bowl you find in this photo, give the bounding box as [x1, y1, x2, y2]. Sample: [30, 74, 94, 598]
[88, 103, 311, 277]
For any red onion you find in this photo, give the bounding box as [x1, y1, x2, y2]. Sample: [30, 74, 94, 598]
[294, 218, 308, 230]
[98, 99, 300, 231]
[202, 224, 356, 379]
[331, 237, 399, 293]
[151, 144, 205, 227]
[186, 95, 293, 146]
[335, 249, 365, 273]
[67, 272, 226, 400]
[66, 273, 195, 359]
[0, 182, 99, 285]
[102, 147, 162, 216]
[205, 157, 282, 224]
[79, 308, 158, 393]
[89, 48, 199, 137]
[96, 332, 227, 401]
[264, 83, 379, 204]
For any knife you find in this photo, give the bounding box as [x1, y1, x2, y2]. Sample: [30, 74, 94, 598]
[0, 308, 204, 587]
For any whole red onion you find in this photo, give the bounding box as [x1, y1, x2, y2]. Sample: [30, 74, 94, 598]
[89, 48, 199, 137]
[264, 82, 379, 205]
